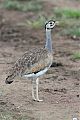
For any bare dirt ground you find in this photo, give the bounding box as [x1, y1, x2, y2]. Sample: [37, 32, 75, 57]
[0, 0, 80, 120]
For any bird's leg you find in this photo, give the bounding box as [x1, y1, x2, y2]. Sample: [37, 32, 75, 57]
[36, 78, 43, 102]
[32, 79, 36, 101]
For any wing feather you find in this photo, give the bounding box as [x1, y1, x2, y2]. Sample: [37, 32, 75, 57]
[12, 48, 53, 76]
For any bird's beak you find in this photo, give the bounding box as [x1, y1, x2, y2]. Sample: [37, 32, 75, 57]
[55, 21, 59, 26]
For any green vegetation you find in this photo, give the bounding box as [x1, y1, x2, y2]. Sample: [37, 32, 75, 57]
[1, 0, 80, 36]
[25, 16, 46, 29]
[24, 15, 55, 29]
[0, 0, 43, 12]
[72, 52, 80, 60]
[66, 27, 80, 36]
[54, 8, 80, 19]
[53, 8, 80, 37]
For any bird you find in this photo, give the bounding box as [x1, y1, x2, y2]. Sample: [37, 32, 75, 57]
[5, 20, 57, 102]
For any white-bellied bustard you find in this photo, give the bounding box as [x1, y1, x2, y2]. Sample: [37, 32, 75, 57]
[5, 20, 57, 102]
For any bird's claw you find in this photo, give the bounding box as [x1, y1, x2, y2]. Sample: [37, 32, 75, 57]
[33, 98, 43, 102]
[37, 99, 43, 102]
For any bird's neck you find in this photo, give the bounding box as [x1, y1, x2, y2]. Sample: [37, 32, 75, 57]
[45, 29, 52, 53]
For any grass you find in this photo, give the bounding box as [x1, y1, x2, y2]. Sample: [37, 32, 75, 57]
[1, 0, 80, 37]
[0, 0, 43, 12]
[25, 16, 46, 29]
[72, 52, 80, 60]
[24, 15, 56, 29]
[66, 27, 80, 37]
[62, 24, 80, 37]
[53, 8, 80, 37]
[54, 8, 80, 19]
[20, 14, 54, 29]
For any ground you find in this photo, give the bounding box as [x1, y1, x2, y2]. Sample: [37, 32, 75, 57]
[0, 0, 80, 120]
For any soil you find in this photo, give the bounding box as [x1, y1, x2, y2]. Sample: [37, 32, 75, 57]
[0, 0, 80, 120]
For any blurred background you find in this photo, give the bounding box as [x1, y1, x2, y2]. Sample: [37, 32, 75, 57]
[0, 0, 80, 120]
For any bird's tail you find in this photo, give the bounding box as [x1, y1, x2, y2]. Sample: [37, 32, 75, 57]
[5, 73, 16, 84]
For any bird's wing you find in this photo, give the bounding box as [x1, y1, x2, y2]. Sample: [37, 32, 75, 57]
[13, 48, 53, 76]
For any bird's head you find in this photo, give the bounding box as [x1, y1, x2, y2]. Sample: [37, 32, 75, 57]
[45, 20, 58, 30]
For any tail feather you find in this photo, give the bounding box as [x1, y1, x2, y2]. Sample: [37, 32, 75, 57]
[5, 74, 15, 84]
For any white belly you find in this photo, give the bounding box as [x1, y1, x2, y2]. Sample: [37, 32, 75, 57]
[23, 67, 49, 78]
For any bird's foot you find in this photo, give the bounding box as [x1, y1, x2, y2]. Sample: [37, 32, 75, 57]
[33, 98, 43, 102]
[36, 98, 43, 102]
[32, 96, 37, 101]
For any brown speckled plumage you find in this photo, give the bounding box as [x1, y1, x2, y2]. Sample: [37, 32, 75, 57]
[6, 47, 53, 83]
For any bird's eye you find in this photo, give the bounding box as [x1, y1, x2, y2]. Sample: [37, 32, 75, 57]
[49, 22, 53, 26]
[50, 22, 52, 25]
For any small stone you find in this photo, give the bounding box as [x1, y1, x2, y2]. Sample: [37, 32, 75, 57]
[76, 95, 79, 98]
[56, 101, 58, 103]
[72, 35, 76, 39]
